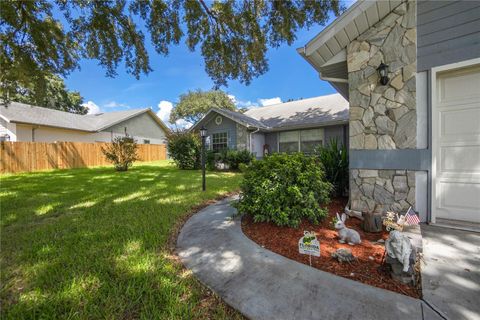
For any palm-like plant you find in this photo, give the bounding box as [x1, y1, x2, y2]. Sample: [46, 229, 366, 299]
[315, 139, 349, 197]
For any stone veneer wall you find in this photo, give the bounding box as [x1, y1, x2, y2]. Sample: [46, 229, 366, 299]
[348, 1, 416, 150]
[351, 169, 415, 213]
[347, 1, 417, 213]
[236, 123, 249, 151]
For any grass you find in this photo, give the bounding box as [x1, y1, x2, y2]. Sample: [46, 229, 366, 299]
[0, 161, 244, 319]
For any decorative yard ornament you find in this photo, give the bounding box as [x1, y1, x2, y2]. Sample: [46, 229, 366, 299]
[385, 230, 412, 273]
[298, 231, 320, 266]
[331, 248, 356, 263]
[405, 207, 420, 225]
[334, 213, 361, 245]
[382, 211, 406, 232]
[377, 62, 390, 85]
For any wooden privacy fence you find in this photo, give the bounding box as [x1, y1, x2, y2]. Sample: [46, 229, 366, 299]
[0, 141, 167, 174]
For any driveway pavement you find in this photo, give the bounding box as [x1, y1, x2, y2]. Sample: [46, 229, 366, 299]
[422, 225, 480, 320]
[177, 197, 442, 320]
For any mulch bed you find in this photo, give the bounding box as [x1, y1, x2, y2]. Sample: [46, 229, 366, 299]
[241, 198, 421, 298]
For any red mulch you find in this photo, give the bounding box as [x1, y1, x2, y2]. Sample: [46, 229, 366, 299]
[241, 198, 421, 298]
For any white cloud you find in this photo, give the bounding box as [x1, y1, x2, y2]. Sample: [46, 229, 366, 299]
[104, 101, 129, 108]
[156, 100, 174, 123]
[227, 94, 237, 104]
[82, 101, 101, 114]
[259, 97, 282, 106]
[156, 100, 192, 129]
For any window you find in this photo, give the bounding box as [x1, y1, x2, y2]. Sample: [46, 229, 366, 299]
[279, 131, 299, 153]
[212, 132, 228, 152]
[278, 129, 324, 154]
[143, 139, 150, 144]
[300, 129, 323, 154]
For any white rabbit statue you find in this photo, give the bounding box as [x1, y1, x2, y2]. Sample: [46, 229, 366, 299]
[335, 213, 361, 245]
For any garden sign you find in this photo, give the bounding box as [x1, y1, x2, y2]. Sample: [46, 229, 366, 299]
[298, 231, 320, 265]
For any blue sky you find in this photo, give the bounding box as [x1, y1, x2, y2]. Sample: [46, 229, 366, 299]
[65, 1, 354, 127]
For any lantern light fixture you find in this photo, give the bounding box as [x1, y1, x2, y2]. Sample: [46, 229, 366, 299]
[377, 62, 389, 85]
[200, 126, 207, 138]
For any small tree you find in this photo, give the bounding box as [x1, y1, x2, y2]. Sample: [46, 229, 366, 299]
[102, 136, 139, 171]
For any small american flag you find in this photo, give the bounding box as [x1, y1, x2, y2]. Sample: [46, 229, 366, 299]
[405, 207, 420, 225]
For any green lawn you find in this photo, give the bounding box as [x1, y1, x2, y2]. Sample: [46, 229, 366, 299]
[0, 161, 243, 319]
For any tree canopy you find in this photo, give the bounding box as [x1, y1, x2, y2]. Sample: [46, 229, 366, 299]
[170, 89, 236, 124]
[1, 0, 342, 100]
[2, 73, 87, 114]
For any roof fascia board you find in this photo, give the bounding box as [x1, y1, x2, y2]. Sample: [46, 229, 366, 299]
[265, 120, 349, 132]
[191, 108, 266, 132]
[214, 108, 265, 129]
[0, 114, 11, 123]
[321, 49, 347, 67]
[304, 0, 373, 56]
[189, 109, 218, 132]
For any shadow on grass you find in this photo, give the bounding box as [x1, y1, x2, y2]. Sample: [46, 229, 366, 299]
[0, 161, 243, 319]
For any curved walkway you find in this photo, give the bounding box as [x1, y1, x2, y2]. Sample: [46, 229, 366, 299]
[176, 197, 439, 320]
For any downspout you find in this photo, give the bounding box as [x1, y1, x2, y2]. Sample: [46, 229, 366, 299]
[249, 127, 260, 154]
[32, 125, 39, 142]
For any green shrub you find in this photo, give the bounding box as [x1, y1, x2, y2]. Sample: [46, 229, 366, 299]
[226, 149, 254, 170]
[101, 136, 139, 171]
[235, 153, 332, 228]
[315, 139, 349, 197]
[166, 130, 201, 169]
[206, 149, 254, 171]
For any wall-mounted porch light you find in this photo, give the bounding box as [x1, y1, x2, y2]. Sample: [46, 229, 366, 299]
[377, 62, 389, 86]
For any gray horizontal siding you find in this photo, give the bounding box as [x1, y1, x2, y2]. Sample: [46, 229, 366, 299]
[203, 114, 237, 150]
[417, 1, 480, 71]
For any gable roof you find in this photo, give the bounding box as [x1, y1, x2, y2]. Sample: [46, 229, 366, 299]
[0, 101, 170, 133]
[244, 94, 348, 130]
[190, 93, 348, 132]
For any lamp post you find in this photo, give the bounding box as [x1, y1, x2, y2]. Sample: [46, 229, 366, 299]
[200, 126, 207, 191]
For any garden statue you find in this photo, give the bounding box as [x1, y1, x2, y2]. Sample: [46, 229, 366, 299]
[335, 213, 361, 245]
[331, 248, 356, 263]
[385, 230, 412, 272]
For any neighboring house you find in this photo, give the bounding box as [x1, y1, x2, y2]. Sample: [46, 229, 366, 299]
[0, 102, 169, 144]
[298, 0, 480, 225]
[190, 93, 349, 158]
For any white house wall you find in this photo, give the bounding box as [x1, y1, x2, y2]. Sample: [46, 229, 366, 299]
[0, 119, 17, 141]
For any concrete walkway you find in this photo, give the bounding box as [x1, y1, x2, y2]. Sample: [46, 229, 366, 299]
[177, 197, 441, 320]
[422, 225, 480, 320]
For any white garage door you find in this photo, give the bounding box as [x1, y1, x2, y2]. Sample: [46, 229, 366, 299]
[432, 64, 480, 223]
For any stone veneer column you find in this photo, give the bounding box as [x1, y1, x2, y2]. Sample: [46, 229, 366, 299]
[347, 1, 418, 213]
[236, 124, 249, 151]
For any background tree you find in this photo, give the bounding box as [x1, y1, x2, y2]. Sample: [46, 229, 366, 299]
[170, 89, 236, 124]
[2, 73, 87, 114]
[1, 0, 342, 101]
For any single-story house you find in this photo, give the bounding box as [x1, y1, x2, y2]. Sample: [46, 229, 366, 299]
[0, 101, 169, 144]
[298, 0, 480, 226]
[190, 93, 349, 158]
